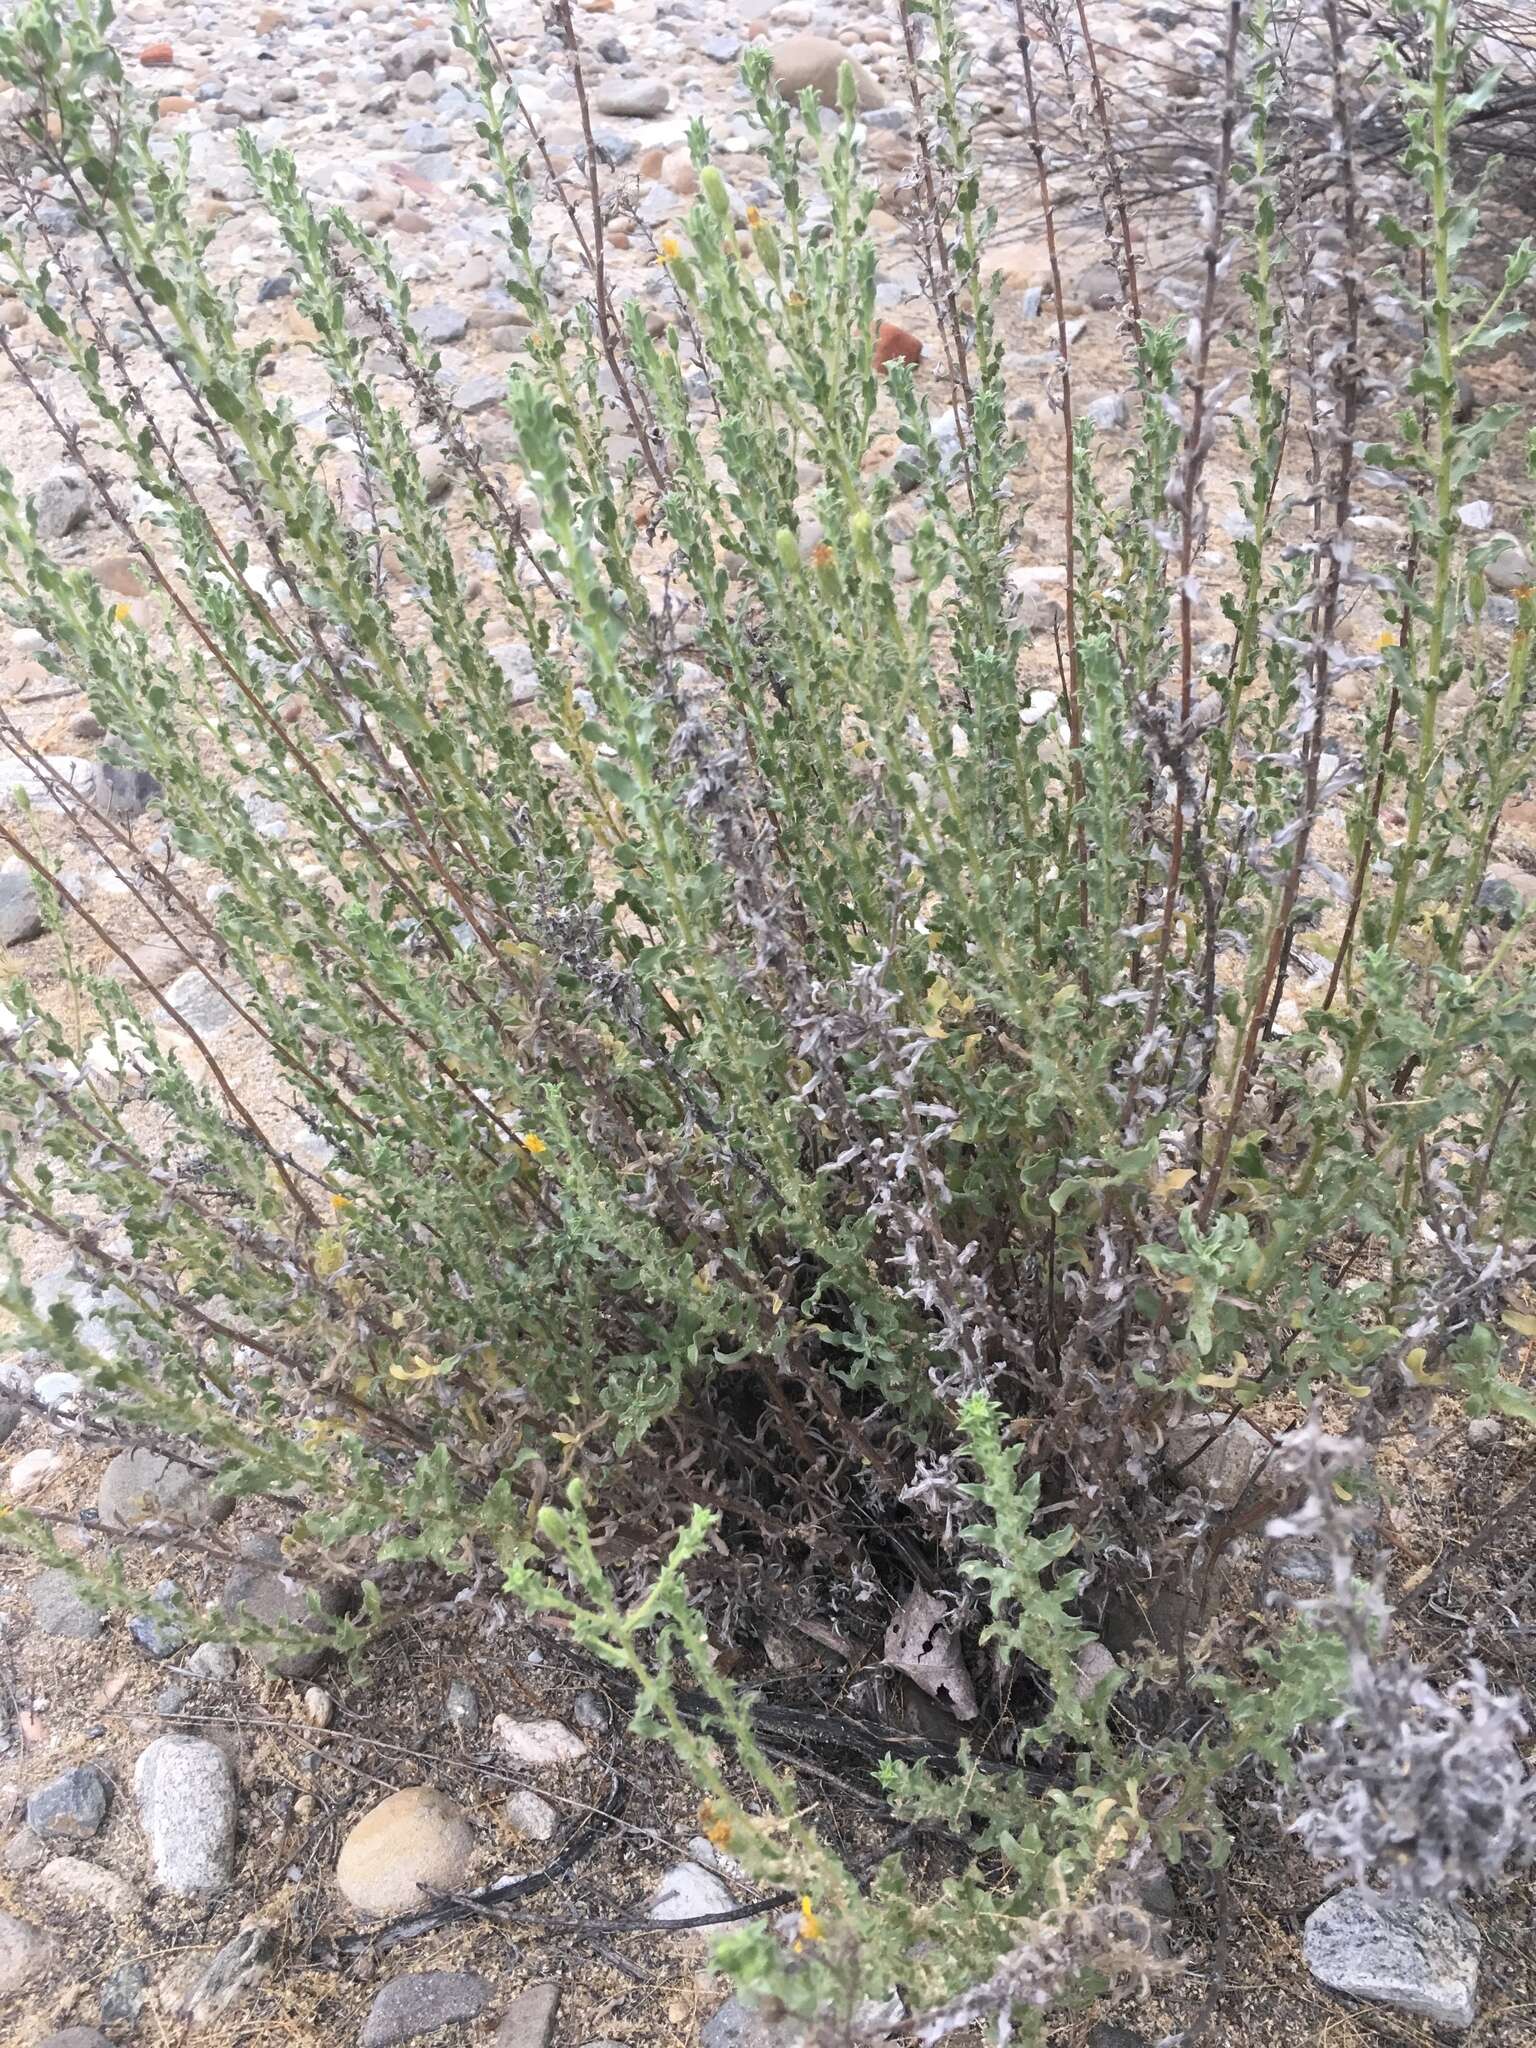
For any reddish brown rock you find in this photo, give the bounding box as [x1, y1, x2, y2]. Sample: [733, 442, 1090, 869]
[139, 41, 174, 66]
[874, 320, 922, 375]
[383, 161, 436, 199]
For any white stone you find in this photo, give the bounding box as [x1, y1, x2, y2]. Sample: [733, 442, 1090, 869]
[32, 1370, 84, 1409]
[503, 1787, 559, 1843]
[648, 1857, 736, 1924]
[491, 1716, 586, 1768]
[8, 1447, 61, 1495]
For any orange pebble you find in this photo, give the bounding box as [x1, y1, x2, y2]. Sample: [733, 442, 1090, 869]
[139, 40, 174, 66]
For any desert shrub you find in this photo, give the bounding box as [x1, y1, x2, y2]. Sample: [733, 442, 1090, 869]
[0, 0, 1533, 2035]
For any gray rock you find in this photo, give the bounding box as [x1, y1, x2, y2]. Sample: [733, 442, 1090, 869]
[40, 2033, 112, 2048]
[408, 153, 457, 186]
[93, 761, 158, 819]
[571, 1687, 612, 1734]
[490, 640, 537, 703]
[162, 966, 238, 1033]
[221, 1533, 350, 1678]
[586, 130, 637, 168]
[1086, 2027, 1152, 2048]
[701, 1996, 806, 2048]
[416, 446, 454, 503]
[25, 1764, 110, 1843]
[1164, 1415, 1271, 1505]
[444, 1678, 480, 1733]
[187, 1640, 239, 1682]
[129, 1577, 188, 1659]
[26, 1263, 130, 1358]
[1085, 391, 1131, 431]
[360, 1970, 488, 2048]
[1, 1830, 46, 1875]
[256, 273, 293, 303]
[1271, 1540, 1330, 1588]
[0, 861, 43, 945]
[703, 33, 742, 62]
[1478, 873, 1523, 926]
[1076, 261, 1122, 310]
[413, 302, 468, 346]
[35, 469, 93, 541]
[173, 1920, 277, 2024]
[133, 1735, 238, 1896]
[401, 122, 451, 153]
[1477, 862, 1536, 927]
[99, 1448, 231, 1532]
[638, 180, 679, 226]
[0, 1910, 52, 1995]
[594, 78, 671, 118]
[495, 1983, 561, 2048]
[1303, 1891, 1479, 2030]
[455, 372, 507, 417]
[29, 1567, 105, 1641]
[98, 1958, 149, 2023]
[1486, 536, 1534, 593]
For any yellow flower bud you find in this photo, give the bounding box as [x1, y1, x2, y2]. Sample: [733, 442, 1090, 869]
[700, 166, 730, 222]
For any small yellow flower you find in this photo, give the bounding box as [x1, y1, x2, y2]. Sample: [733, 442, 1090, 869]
[658, 234, 682, 264]
[795, 1896, 823, 1948]
[746, 204, 761, 228]
[519, 1131, 547, 1156]
[698, 1800, 734, 1848]
[329, 1192, 351, 1214]
[1376, 630, 1397, 651]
